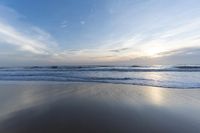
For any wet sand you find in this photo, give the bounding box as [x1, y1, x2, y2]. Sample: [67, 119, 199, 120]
[0, 81, 200, 133]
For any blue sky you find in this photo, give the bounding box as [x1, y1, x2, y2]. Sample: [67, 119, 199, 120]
[0, 0, 200, 66]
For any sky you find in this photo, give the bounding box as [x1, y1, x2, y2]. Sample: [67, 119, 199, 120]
[0, 0, 200, 66]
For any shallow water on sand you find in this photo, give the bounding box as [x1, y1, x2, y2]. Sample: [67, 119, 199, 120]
[0, 81, 200, 133]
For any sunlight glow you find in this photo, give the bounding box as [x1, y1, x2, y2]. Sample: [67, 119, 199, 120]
[148, 88, 164, 105]
[143, 46, 166, 57]
[145, 72, 165, 105]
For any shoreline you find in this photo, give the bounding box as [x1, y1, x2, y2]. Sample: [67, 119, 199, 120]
[0, 80, 200, 90]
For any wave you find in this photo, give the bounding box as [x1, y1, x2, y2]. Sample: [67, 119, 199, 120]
[0, 65, 200, 89]
[1, 66, 200, 72]
[0, 74, 199, 89]
[174, 65, 200, 69]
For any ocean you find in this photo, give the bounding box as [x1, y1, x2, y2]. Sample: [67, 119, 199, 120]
[0, 65, 200, 89]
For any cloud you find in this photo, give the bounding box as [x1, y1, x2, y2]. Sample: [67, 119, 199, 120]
[53, 15, 200, 64]
[0, 22, 58, 54]
[109, 48, 129, 53]
[121, 46, 200, 65]
[80, 21, 85, 25]
[0, 5, 58, 55]
[157, 47, 200, 57]
[0, 5, 23, 22]
[60, 20, 70, 28]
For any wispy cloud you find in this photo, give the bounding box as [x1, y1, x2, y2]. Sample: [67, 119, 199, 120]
[0, 5, 58, 55]
[157, 47, 200, 57]
[0, 23, 58, 54]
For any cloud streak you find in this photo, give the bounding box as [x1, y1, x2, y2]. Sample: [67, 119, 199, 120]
[0, 5, 58, 55]
[0, 23, 56, 54]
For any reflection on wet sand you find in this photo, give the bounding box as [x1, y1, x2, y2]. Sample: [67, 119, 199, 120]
[0, 81, 200, 133]
[143, 72, 166, 105]
[147, 87, 164, 105]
